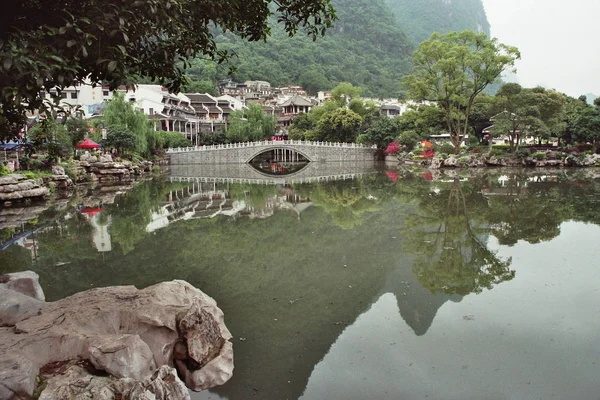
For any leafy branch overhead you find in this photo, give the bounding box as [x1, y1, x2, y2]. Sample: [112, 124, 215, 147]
[0, 0, 336, 139]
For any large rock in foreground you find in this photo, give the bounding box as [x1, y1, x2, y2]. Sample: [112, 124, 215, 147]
[0, 275, 233, 400]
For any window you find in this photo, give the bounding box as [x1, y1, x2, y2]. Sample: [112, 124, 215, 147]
[103, 90, 109, 96]
[129, 98, 136, 102]
[39, 91, 46, 98]
[70, 92, 78, 99]
[149, 108, 154, 115]
[60, 92, 67, 99]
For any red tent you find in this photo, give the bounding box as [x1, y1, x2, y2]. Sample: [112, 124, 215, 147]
[76, 138, 100, 149]
[80, 207, 103, 217]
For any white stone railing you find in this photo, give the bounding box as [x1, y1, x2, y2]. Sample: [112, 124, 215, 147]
[166, 140, 376, 153]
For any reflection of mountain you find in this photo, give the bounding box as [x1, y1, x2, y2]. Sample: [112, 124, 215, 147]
[382, 255, 462, 336]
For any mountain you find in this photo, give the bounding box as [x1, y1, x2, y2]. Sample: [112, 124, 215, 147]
[384, 0, 491, 44]
[189, 0, 414, 98]
[189, 0, 492, 98]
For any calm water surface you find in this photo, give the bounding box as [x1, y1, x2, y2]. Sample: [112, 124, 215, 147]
[1, 165, 599, 400]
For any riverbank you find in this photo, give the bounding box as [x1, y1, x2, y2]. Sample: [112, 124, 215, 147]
[389, 151, 600, 169]
[0, 155, 155, 207]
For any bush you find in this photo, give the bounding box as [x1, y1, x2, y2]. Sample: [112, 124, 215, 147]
[397, 130, 420, 151]
[0, 163, 10, 176]
[532, 151, 546, 160]
[385, 141, 401, 155]
[433, 141, 455, 155]
[489, 149, 505, 157]
[515, 148, 531, 158]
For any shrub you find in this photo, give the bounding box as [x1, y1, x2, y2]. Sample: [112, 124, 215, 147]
[532, 151, 546, 160]
[385, 141, 401, 155]
[515, 148, 531, 159]
[489, 149, 505, 157]
[397, 130, 420, 151]
[433, 141, 455, 155]
[0, 163, 9, 176]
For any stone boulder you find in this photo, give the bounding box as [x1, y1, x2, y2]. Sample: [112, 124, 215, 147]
[0, 174, 49, 204]
[0, 271, 45, 301]
[52, 165, 65, 176]
[429, 157, 443, 169]
[443, 155, 459, 167]
[0, 279, 233, 399]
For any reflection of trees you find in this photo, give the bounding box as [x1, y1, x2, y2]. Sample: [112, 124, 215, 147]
[304, 180, 380, 229]
[105, 180, 189, 254]
[404, 178, 514, 295]
[483, 173, 566, 246]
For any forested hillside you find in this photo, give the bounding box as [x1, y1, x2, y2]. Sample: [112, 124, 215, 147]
[187, 0, 491, 98]
[384, 0, 490, 44]
[187, 0, 413, 98]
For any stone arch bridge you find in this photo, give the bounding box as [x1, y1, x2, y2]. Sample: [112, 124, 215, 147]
[167, 140, 377, 165]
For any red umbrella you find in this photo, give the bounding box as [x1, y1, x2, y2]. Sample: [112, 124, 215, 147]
[76, 138, 100, 149]
[80, 207, 103, 217]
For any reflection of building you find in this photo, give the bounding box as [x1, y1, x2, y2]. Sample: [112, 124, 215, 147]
[81, 208, 112, 252]
[145, 183, 312, 232]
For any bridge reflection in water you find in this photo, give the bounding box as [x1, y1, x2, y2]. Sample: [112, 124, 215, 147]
[168, 161, 379, 185]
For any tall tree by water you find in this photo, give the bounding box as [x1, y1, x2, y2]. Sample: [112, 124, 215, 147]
[403, 31, 520, 153]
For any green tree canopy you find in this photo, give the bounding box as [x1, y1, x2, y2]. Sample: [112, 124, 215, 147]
[403, 31, 520, 153]
[226, 103, 276, 143]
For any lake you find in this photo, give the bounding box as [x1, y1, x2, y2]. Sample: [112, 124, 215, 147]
[1, 165, 599, 400]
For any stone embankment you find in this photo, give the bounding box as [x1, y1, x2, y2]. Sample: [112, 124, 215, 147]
[0, 271, 233, 400]
[76, 153, 154, 183]
[0, 174, 50, 206]
[0, 154, 154, 206]
[399, 152, 600, 169]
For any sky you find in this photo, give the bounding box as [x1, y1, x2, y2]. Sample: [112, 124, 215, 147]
[482, 0, 600, 97]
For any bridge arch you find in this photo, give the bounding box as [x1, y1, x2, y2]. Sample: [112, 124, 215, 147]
[244, 146, 313, 164]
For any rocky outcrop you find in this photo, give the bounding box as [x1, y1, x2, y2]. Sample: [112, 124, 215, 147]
[75, 158, 154, 183]
[0, 275, 233, 400]
[0, 174, 49, 205]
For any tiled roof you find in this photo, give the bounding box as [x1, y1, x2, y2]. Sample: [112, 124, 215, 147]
[185, 93, 217, 104]
[279, 94, 313, 107]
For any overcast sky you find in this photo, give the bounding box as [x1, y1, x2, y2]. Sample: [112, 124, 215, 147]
[482, 0, 600, 97]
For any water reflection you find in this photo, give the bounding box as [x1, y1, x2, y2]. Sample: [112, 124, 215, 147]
[1, 167, 600, 399]
[249, 161, 310, 176]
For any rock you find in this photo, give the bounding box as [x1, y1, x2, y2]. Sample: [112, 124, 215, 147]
[52, 165, 65, 175]
[443, 155, 459, 167]
[522, 157, 537, 167]
[0, 287, 44, 326]
[0, 174, 22, 186]
[545, 159, 563, 167]
[0, 278, 233, 398]
[0, 271, 45, 301]
[0, 354, 36, 400]
[88, 335, 156, 379]
[486, 156, 505, 166]
[467, 155, 485, 168]
[429, 157, 443, 169]
[99, 154, 113, 162]
[582, 154, 596, 166]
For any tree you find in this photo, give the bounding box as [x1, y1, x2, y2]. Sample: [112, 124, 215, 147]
[403, 31, 520, 153]
[359, 116, 400, 150]
[65, 116, 90, 156]
[101, 93, 154, 155]
[103, 127, 137, 156]
[0, 0, 336, 141]
[330, 82, 362, 106]
[226, 103, 276, 143]
[316, 108, 363, 142]
[573, 106, 600, 146]
[27, 117, 71, 162]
